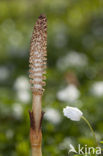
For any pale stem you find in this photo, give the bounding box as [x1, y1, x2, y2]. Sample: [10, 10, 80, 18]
[32, 147, 42, 156]
[31, 94, 42, 156]
[32, 94, 42, 130]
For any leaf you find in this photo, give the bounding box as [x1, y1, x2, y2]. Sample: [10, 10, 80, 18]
[100, 141, 103, 144]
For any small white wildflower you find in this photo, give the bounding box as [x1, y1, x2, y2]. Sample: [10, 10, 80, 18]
[12, 103, 23, 119]
[44, 108, 61, 124]
[14, 76, 30, 91]
[63, 106, 83, 121]
[57, 85, 80, 103]
[57, 51, 88, 71]
[14, 76, 31, 103]
[90, 81, 103, 97]
[17, 90, 30, 103]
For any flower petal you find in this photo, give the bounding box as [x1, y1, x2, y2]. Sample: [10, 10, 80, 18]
[63, 106, 83, 121]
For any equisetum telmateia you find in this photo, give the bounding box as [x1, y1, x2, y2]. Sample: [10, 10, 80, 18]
[29, 14, 47, 156]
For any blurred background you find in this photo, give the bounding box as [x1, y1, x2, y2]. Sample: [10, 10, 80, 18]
[0, 0, 103, 155]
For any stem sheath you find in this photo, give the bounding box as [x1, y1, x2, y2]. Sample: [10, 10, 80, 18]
[29, 94, 43, 156]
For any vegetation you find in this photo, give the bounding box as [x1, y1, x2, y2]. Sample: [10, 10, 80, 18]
[0, 0, 103, 155]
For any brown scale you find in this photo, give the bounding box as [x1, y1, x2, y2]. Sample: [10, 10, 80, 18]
[29, 69, 46, 74]
[29, 14, 47, 95]
[29, 75, 46, 80]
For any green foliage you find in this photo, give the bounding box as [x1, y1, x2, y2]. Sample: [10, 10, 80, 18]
[16, 141, 29, 156]
[0, 0, 103, 155]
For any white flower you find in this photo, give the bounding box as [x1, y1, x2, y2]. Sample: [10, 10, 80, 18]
[57, 51, 88, 71]
[17, 90, 30, 103]
[12, 103, 23, 119]
[14, 76, 30, 103]
[44, 108, 61, 124]
[14, 76, 30, 91]
[63, 106, 83, 121]
[90, 81, 103, 97]
[57, 85, 80, 102]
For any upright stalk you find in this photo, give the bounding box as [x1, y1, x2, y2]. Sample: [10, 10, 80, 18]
[29, 14, 47, 156]
[32, 95, 42, 131]
[29, 94, 43, 156]
[30, 94, 42, 156]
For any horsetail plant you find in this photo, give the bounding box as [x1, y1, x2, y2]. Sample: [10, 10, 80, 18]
[29, 14, 47, 156]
